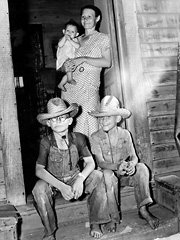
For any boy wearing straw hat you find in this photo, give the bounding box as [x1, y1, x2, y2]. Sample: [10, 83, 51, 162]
[89, 95, 159, 237]
[32, 98, 109, 240]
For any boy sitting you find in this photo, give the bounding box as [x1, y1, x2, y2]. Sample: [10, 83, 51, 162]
[89, 95, 159, 237]
[32, 98, 107, 240]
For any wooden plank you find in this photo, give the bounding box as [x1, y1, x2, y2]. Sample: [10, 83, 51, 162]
[147, 100, 175, 117]
[148, 85, 176, 101]
[137, 14, 179, 29]
[136, 0, 158, 13]
[122, 0, 152, 168]
[139, 29, 178, 43]
[150, 129, 175, 145]
[0, 151, 3, 166]
[153, 157, 180, 175]
[136, 0, 180, 13]
[0, 184, 6, 202]
[144, 71, 177, 86]
[158, 0, 180, 13]
[148, 115, 175, 131]
[0, 166, 5, 185]
[152, 143, 179, 160]
[0, 0, 26, 205]
[97, 0, 124, 100]
[140, 43, 178, 57]
[142, 57, 177, 72]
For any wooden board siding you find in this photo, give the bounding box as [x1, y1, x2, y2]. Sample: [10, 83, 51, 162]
[0, 0, 26, 205]
[136, 0, 180, 13]
[153, 157, 180, 175]
[135, 0, 180, 175]
[148, 115, 175, 131]
[0, 150, 6, 202]
[137, 14, 179, 29]
[152, 143, 179, 161]
[147, 100, 175, 116]
[142, 57, 177, 72]
[140, 43, 178, 58]
[144, 71, 177, 86]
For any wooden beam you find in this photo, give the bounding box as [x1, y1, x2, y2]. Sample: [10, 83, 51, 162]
[0, 0, 26, 205]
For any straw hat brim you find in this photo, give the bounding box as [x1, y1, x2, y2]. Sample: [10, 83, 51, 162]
[89, 109, 131, 119]
[37, 103, 79, 125]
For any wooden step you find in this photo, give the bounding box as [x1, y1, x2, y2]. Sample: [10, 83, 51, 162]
[16, 187, 136, 233]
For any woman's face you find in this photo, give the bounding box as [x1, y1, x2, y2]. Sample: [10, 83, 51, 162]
[81, 8, 99, 30]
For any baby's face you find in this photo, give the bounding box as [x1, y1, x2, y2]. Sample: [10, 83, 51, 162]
[64, 25, 78, 38]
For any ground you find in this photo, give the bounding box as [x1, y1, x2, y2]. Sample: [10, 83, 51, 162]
[21, 204, 180, 240]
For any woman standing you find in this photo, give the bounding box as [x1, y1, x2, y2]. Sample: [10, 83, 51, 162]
[61, 5, 112, 138]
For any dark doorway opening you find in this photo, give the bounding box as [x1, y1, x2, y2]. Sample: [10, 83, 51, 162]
[11, 24, 46, 195]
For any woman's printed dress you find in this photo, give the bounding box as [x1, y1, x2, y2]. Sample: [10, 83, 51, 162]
[61, 31, 110, 138]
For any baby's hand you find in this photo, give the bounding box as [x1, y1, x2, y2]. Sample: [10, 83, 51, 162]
[65, 34, 71, 41]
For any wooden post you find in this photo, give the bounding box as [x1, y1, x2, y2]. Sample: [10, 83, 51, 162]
[0, 0, 26, 205]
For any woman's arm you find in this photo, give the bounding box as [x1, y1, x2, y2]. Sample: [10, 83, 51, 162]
[74, 45, 112, 68]
[63, 44, 112, 72]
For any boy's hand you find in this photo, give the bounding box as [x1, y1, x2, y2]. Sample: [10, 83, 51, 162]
[72, 176, 84, 199]
[126, 162, 136, 176]
[118, 161, 128, 175]
[60, 184, 74, 201]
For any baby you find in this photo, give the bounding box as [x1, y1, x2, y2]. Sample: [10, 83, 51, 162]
[56, 19, 80, 91]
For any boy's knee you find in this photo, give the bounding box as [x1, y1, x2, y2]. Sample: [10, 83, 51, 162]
[88, 170, 103, 184]
[103, 169, 113, 177]
[103, 169, 118, 187]
[32, 180, 49, 196]
[136, 163, 149, 177]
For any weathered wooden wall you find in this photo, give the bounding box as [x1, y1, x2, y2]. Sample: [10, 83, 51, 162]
[0, 0, 26, 205]
[120, 0, 180, 176]
[95, 0, 124, 101]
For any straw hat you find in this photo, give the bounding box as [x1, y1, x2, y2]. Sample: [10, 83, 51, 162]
[89, 95, 131, 118]
[37, 98, 78, 125]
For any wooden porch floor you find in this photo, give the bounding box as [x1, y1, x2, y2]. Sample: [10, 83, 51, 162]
[14, 187, 180, 240]
[19, 204, 179, 240]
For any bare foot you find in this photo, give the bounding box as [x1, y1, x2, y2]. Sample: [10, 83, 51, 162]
[68, 79, 77, 85]
[90, 224, 103, 239]
[57, 83, 66, 91]
[139, 206, 159, 229]
[104, 221, 116, 233]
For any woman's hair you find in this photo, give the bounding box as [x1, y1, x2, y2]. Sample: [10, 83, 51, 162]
[64, 19, 79, 32]
[80, 5, 102, 31]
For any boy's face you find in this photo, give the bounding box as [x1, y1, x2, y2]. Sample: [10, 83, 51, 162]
[99, 115, 121, 132]
[63, 25, 78, 38]
[47, 114, 72, 133]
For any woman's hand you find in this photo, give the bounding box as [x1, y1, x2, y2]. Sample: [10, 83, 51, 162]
[64, 59, 76, 72]
[73, 57, 86, 67]
[64, 57, 85, 72]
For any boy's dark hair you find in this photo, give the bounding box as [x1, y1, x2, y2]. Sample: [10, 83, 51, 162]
[64, 19, 79, 32]
[80, 5, 102, 31]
